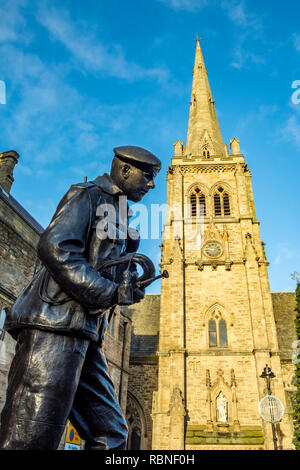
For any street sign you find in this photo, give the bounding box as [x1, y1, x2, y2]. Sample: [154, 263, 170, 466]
[258, 395, 284, 423]
[65, 421, 81, 449]
[64, 443, 81, 450]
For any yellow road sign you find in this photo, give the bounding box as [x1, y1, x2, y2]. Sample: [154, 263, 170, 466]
[65, 421, 81, 446]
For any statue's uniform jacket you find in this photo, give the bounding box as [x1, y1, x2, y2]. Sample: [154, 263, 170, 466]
[6, 174, 130, 343]
[0, 174, 131, 450]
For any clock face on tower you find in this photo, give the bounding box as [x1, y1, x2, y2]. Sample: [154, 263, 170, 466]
[204, 242, 222, 258]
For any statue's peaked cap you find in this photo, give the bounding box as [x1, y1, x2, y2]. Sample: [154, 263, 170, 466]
[113, 146, 161, 171]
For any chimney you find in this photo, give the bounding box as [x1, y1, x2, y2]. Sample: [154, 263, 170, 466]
[0, 150, 19, 193]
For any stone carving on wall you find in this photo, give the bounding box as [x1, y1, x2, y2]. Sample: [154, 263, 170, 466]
[169, 387, 186, 417]
[168, 387, 186, 450]
[195, 221, 233, 271]
[205, 369, 240, 433]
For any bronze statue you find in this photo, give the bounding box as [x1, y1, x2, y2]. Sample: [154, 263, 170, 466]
[0, 146, 162, 450]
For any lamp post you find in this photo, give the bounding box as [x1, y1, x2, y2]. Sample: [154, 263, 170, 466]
[260, 364, 278, 450]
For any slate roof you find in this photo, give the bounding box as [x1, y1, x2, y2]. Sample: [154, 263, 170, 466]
[0, 186, 44, 234]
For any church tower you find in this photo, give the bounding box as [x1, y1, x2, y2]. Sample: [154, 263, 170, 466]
[151, 39, 294, 450]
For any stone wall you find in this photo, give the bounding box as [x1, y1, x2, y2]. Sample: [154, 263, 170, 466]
[127, 295, 160, 449]
[104, 306, 132, 414]
[0, 189, 42, 414]
[272, 292, 297, 360]
[0, 219, 40, 302]
[272, 292, 297, 427]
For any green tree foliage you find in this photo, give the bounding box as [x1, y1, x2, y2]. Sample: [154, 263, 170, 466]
[293, 281, 300, 449]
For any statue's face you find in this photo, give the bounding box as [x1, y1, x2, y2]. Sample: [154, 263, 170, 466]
[120, 164, 158, 202]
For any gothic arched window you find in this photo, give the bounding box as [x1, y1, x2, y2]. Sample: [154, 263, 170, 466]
[208, 319, 217, 347]
[126, 395, 145, 450]
[202, 144, 211, 158]
[130, 428, 141, 450]
[223, 193, 230, 216]
[190, 187, 206, 217]
[199, 193, 206, 216]
[219, 319, 228, 347]
[190, 194, 197, 217]
[214, 187, 231, 216]
[208, 310, 228, 348]
[214, 193, 221, 216]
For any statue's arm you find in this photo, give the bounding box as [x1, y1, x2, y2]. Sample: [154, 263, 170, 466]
[37, 186, 118, 310]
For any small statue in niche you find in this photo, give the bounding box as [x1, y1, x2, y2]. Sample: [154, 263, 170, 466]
[216, 391, 228, 423]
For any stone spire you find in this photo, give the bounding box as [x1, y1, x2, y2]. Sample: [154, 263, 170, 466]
[186, 38, 225, 157]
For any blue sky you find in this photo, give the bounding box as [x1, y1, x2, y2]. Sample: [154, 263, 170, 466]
[0, 0, 299, 293]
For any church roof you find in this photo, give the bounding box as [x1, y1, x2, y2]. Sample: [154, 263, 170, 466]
[0, 186, 44, 234]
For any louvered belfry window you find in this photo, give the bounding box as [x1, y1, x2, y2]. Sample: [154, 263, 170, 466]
[199, 194, 206, 216]
[214, 187, 231, 216]
[223, 193, 230, 216]
[214, 193, 222, 216]
[190, 194, 197, 217]
[190, 188, 206, 217]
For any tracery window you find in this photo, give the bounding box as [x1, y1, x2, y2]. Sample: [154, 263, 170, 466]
[130, 428, 141, 450]
[202, 143, 211, 158]
[126, 395, 144, 450]
[208, 310, 228, 348]
[190, 187, 206, 217]
[208, 319, 217, 347]
[214, 187, 231, 216]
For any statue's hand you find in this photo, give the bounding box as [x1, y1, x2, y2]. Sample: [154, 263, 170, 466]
[132, 286, 145, 304]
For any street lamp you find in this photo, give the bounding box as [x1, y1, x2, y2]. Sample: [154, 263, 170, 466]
[260, 364, 275, 395]
[259, 364, 284, 450]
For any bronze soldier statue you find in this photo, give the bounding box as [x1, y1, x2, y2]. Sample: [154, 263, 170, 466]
[0, 146, 161, 450]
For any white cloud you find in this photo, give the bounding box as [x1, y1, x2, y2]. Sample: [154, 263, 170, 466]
[158, 0, 209, 11]
[157, 0, 265, 70]
[231, 39, 265, 69]
[275, 245, 300, 266]
[0, 43, 118, 169]
[0, 0, 32, 44]
[282, 116, 300, 148]
[219, 1, 265, 69]
[235, 105, 278, 137]
[293, 33, 300, 52]
[159, 0, 262, 31]
[0, 39, 172, 190]
[35, 6, 169, 83]
[221, 0, 262, 30]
